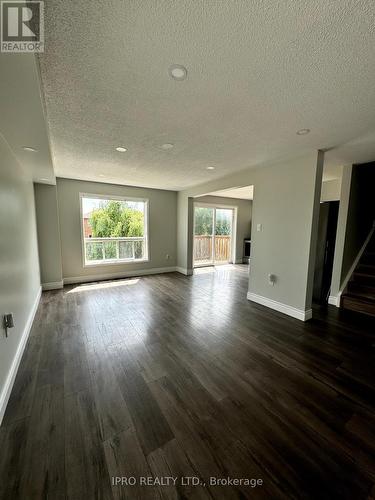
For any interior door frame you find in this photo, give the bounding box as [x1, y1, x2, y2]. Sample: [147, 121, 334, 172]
[193, 202, 237, 268]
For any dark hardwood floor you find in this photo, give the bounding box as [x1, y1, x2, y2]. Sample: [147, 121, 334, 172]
[1, 265, 374, 499]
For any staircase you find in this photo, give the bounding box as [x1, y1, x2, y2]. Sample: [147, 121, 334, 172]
[341, 234, 375, 316]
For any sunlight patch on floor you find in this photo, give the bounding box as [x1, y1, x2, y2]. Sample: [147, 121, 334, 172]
[194, 264, 238, 275]
[194, 267, 216, 274]
[67, 278, 140, 293]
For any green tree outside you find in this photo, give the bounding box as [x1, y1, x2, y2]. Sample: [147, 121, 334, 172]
[194, 207, 231, 236]
[89, 200, 144, 237]
[86, 201, 144, 260]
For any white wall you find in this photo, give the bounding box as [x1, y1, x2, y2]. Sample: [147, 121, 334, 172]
[194, 195, 252, 263]
[56, 178, 177, 282]
[0, 134, 41, 423]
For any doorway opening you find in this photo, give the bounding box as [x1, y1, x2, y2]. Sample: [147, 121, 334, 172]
[193, 205, 235, 267]
[313, 200, 340, 304]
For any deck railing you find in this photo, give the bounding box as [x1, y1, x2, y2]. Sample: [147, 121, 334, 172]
[84, 237, 146, 264]
[194, 235, 231, 264]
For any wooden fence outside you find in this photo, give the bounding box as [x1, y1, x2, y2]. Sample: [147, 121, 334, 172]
[194, 235, 231, 263]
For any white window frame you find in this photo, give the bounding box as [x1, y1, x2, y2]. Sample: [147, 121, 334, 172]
[79, 192, 150, 267]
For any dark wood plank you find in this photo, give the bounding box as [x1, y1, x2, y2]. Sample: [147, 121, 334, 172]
[16, 384, 65, 499]
[85, 340, 133, 441]
[107, 342, 174, 456]
[2, 337, 42, 425]
[147, 447, 179, 500]
[148, 377, 240, 500]
[103, 428, 160, 500]
[64, 390, 113, 500]
[0, 418, 29, 499]
[1, 266, 374, 499]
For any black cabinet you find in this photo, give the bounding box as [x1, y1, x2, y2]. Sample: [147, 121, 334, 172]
[243, 239, 251, 263]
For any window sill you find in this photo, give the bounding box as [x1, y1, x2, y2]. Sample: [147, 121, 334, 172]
[84, 258, 150, 268]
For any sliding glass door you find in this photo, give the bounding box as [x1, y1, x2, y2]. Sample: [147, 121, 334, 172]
[193, 205, 234, 267]
[214, 208, 233, 264]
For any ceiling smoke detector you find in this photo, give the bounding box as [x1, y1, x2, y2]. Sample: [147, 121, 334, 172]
[296, 129, 310, 135]
[160, 143, 174, 150]
[169, 64, 188, 81]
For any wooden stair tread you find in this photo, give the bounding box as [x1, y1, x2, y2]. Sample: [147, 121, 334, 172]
[341, 295, 375, 317]
[352, 272, 375, 286]
[357, 264, 375, 274]
[354, 271, 375, 278]
[340, 230, 375, 316]
[343, 290, 375, 304]
[346, 283, 375, 301]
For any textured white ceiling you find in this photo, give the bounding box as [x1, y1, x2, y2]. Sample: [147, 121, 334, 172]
[205, 164, 342, 199]
[208, 186, 254, 200]
[325, 128, 375, 167]
[38, 0, 375, 190]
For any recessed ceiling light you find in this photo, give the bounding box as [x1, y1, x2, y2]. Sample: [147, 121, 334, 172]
[207, 166, 215, 170]
[160, 143, 174, 150]
[115, 146, 127, 152]
[23, 146, 37, 152]
[169, 64, 188, 81]
[296, 128, 310, 135]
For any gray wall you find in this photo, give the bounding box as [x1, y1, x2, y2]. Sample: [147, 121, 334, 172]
[177, 192, 191, 273]
[194, 195, 252, 263]
[249, 153, 323, 311]
[0, 134, 41, 420]
[321, 178, 341, 202]
[56, 178, 177, 281]
[177, 151, 323, 315]
[34, 183, 63, 286]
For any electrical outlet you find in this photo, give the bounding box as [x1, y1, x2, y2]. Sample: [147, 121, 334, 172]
[3, 313, 14, 338]
[166, 254, 170, 260]
[268, 274, 276, 286]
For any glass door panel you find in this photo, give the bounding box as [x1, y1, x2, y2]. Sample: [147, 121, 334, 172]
[194, 206, 214, 266]
[214, 208, 233, 264]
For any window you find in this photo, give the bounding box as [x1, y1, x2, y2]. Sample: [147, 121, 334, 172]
[80, 194, 148, 266]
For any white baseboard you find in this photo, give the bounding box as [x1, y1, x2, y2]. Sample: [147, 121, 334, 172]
[63, 266, 177, 285]
[247, 292, 312, 321]
[42, 280, 64, 291]
[0, 286, 41, 426]
[328, 293, 341, 307]
[176, 267, 193, 276]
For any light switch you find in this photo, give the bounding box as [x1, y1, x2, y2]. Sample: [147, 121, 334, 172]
[256, 223, 263, 232]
